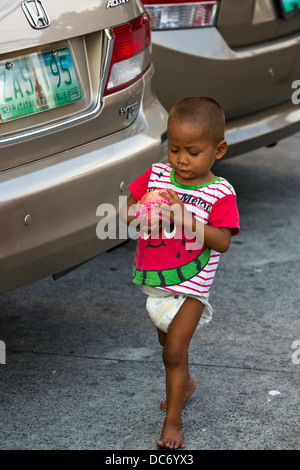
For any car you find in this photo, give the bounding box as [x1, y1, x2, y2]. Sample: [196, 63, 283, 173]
[141, 0, 300, 157]
[0, 0, 168, 294]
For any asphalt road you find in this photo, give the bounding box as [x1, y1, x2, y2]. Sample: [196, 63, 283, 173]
[0, 133, 300, 451]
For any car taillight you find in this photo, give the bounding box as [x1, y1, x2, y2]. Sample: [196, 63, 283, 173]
[104, 13, 151, 95]
[142, 0, 220, 31]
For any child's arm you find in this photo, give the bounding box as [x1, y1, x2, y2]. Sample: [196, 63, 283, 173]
[121, 194, 138, 225]
[119, 194, 141, 235]
[158, 189, 232, 253]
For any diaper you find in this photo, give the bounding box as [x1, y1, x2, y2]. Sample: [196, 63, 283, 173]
[141, 286, 213, 333]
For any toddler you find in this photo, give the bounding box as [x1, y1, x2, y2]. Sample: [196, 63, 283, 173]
[124, 96, 240, 449]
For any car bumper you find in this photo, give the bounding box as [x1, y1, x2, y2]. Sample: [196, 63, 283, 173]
[225, 100, 300, 157]
[0, 91, 168, 294]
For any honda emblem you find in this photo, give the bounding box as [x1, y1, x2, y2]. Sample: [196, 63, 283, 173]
[22, 1, 50, 29]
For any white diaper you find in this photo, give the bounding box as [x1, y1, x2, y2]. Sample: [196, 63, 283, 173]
[141, 286, 213, 333]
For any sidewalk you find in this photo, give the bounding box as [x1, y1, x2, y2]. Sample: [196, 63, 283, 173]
[0, 138, 299, 450]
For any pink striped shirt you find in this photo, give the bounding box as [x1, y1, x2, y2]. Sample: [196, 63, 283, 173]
[129, 163, 240, 298]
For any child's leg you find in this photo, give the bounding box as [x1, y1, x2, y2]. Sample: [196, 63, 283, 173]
[157, 297, 204, 449]
[157, 329, 196, 412]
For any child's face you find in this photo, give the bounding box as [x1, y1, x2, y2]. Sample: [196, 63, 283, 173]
[167, 120, 226, 185]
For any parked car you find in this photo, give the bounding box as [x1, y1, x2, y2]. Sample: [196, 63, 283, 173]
[0, 0, 168, 294]
[142, 0, 300, 157]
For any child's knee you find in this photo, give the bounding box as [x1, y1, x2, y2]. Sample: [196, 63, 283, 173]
[162, 342, 186, 368]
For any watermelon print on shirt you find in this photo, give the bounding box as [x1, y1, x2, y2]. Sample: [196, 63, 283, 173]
[129, 163, 240, 299]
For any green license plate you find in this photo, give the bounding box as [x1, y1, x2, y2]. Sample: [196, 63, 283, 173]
[278, 0, 300, 20]
[0, 47, 81, 123]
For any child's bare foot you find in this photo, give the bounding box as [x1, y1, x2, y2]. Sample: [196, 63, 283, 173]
[160, 377, 196, 412]
[157, 423, 185, 449]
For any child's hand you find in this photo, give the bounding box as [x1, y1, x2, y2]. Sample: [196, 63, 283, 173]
[134, 202, 161, 234]
[124, 194, 163, 236]
[157, 189, 189, 228]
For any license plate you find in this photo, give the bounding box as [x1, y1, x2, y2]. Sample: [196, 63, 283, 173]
[0, 47, 81, 123]
[278, 0, 300, 20]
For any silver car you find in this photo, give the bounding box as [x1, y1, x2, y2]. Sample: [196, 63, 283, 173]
[0, 0, 168, 294]
[142, 0, 300, 157]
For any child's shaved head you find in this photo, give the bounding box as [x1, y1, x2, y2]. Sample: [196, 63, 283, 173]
[168, 96, 225, 145]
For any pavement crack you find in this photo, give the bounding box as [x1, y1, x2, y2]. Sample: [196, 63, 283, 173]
[6, 348, 299, 375]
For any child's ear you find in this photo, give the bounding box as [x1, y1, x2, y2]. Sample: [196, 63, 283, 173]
[215, 140, 227, 161]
